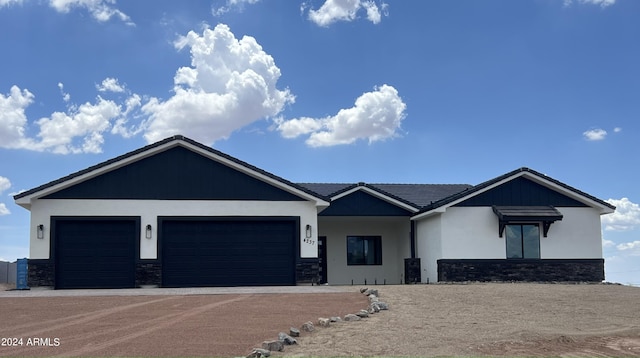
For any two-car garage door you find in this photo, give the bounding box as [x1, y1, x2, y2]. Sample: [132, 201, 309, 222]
[161, 218, 297, 287]
[53, 217, 297, 289]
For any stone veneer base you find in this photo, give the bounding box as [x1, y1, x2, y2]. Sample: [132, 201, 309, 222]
[437, 258, 605, 282]
[28, 258, 319, 288]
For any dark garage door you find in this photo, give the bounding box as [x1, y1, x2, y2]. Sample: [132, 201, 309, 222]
[54, 219, 137, 289]
[161, 218, 297, 287]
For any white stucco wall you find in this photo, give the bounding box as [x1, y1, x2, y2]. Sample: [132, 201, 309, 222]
[440, 207, 505, 259]
[318, 216, 411, 285]
[541, 207, 603, 258]
[415, 206, 605, 283]
[28, 199, 319, 260]
[415, 214, 441, 284]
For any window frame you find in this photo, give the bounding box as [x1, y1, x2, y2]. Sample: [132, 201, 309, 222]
[505, 223, 541, 259]
[346, 235, 382, 266]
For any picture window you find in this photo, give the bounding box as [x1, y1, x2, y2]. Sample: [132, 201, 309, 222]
[347, 236, 382, 265]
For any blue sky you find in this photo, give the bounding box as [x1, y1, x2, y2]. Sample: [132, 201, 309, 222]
[1, 0, 638, 285]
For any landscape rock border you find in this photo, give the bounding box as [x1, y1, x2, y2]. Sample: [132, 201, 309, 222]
[247, 287, 389, 357]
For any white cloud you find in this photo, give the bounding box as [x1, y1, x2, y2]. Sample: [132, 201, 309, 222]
[614, 127, 622, 133]
[0, 85, 34, 150]
[0, 85, 128, 154]
[1, 0, 132, 23]
[0, 176, 10, 193]
[212, 0, 260, 16]
[0, 0, 23, 7]
[362, 0, 387, 24]
[58, 82, 70, 102]
[564, 0, 616, 8]
[616, 241, 640, 256]
[8, 189, 26, 196]
[583, 128, 607, 141]
[33, 97, 121, 154]
[602, 238, 615, 248]
[48, 0, 133, 25]
[603, 198, 640, 231]
[0, 176, 11, 216]
[96, 77, 126, 93]
[305, 0, 388, 27]
[276, 84, 406, 147]
[141, 23, 294, 145]
[276, 116, 324, 139]
[111, 94, 143, 138]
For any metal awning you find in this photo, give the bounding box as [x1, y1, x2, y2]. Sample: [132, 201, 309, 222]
[492, 206, 563, 237]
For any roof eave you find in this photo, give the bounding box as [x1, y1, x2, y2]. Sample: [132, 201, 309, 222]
[411, 207, 446, 220]
[15, 199, 31, 211]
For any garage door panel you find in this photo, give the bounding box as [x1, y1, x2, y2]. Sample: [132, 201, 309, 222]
[161, 219, 296, 287]
[166, 274, 290, 287]
[55, 219, 136, 289]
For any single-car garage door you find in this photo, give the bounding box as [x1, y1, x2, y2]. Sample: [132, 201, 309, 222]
[161, 218, 297, 287]
[54, 218, 137, 289]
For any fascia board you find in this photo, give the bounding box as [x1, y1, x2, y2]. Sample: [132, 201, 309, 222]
[410, 207, 445, 221]
[332, 186, 419, 213]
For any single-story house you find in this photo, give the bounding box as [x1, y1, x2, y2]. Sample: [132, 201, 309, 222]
[14, 135, 615, 289]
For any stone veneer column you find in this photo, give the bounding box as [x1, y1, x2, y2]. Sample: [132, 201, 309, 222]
[27, 259, 55, 288]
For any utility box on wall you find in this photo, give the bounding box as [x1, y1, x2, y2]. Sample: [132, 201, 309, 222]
[404, 258, 421, 284]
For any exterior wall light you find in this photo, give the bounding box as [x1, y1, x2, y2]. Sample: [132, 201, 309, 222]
[305, 224, 312, 238]
[37, 224, 44, 240]
[145, 224, 152, 239]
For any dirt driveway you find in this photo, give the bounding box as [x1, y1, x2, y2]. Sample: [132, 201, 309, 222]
[1, 283, 639, 357]
[0, 287, 367, 357]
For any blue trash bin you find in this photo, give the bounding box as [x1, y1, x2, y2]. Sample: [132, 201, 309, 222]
[16, 258, 29, 290]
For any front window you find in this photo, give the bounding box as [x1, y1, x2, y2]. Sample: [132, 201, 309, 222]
[505, 224, 540, 259]
[347, 236, 382, 265]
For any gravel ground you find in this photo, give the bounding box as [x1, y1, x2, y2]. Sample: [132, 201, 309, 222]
[281, 283, 640, 357]
[1, 283, 639, 357]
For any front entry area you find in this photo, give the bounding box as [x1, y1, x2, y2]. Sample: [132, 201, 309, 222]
[318, 236, 327, 284]
[160, 217, 298, 287]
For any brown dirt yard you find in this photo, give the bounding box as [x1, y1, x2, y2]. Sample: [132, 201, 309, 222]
[0, 283, 639, 357]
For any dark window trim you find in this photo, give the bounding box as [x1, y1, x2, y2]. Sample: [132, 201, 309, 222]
[346, 235, 382, 266]
[505, 223, 541, 260]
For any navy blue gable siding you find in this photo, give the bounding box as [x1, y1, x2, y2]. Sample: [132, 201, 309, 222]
[454, 177, 588, 207]
[320, 190, 412, 216]
[44, 146, 304, 201]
